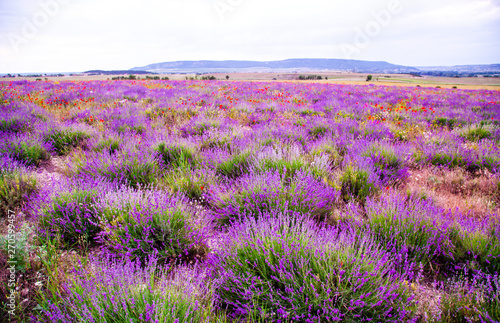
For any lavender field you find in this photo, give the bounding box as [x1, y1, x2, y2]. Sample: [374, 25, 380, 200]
[1, 79, 500, 322]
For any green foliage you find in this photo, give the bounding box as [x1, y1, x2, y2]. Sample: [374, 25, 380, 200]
[339, 166, 377, 202]
[200, 137, 231, 151]
[366, 75, 373, 81]
[156, 143, 196, 169]
[40, 190, 102, 248]
[0, 171, 37, 218]
[77, 152, 159, 188]
[117, 160, 158, 188]
[438, 274, 500, 323]
[430, 152, 465, 168]
[215, 152, 251, 178]
[93, 138, 120, 154]
[44, 129, 88, 155]
[461, 126, 492, 141]
[36, 259, 214, 323]
[256, 158, 305, 180]
[366, 204, 451, 266]
[308, 126, 329, 139]
[215, 176, 332, 225]
[363, 144, 403, 182]
[161, 167, 212, 200]
[297, 75, 323, 80]
[434, 117, 458, 129]
[448, 226, 500, 273]
[0, 223, 35, 271]
[192, 123, 215, 136]
[9, 142, 49, 166]
[0, 119, 26, 133]
[102, 201, 201, 261]
[310, 144, 345, 167]
[299, 109, 320, 116]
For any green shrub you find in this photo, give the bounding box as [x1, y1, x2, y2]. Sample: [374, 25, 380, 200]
[362, 144, 403, 183]
[461, 126, 492, 141]
[117, 125, 144, 134]
[430, 152, 465, 168]
[449, 226, 500, 273]
[256, 158, 305, 180]
[0, 172, 37, 218]
[339, 165, 377, 202]
[101, 193, 205, 262]
[200, 137, 231, 151]
[0, 223, 35, 271]
[36, 257, 213, 323]
[0, 119, 27, 133]
[75, 150, 159, 189]
[44, 129, 88, 155]
[438, 272, 500, 323]
[310, 144, 345, 166]
[10, 142, 49, 166]
[365, 196, 452, 267]
[308, 126, 329, 139]
[161, 167, 213, 200]
[215, 152, 251, 178]
[156, 143, 196, 169]
[214, 214, 415, 321]
[93, 138, 121, 154]
[434, 117, 458, 129]
[40, 190, 102, 248]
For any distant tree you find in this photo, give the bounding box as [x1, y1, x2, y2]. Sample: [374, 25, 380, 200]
[366, 75, 373, 81]
[226, 75, 230, 80]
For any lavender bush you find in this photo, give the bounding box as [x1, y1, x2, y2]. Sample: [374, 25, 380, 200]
[0, 79, 498, 322]
[209, 212, 418, 321]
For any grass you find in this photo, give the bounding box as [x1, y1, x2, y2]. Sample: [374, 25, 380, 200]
[0, 119, 29, 133]
[160, 166, 213, 200]
[39, 190, 102, 248]
[44, 129, 89, 155]
[92, 138, 121, 153]
[0, 171, 37, 218]
[362, 143, 405, 184]
[448, 226, 500, 273]
[75, 150, 159, 188]
[156, 143, 197, 169]
[215, 152, 251, 178]
[9, 141, 49, 166]
[339, 165, 377, 203]
[459, 125, 493, 141]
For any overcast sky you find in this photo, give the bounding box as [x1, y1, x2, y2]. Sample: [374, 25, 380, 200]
[0, 0, 499, 73]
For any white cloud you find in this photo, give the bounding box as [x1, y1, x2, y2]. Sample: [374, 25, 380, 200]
[0, 0, 498, 73]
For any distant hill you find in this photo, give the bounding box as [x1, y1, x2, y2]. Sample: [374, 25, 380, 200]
[84, 70, 155, 75]
[416, 64, 500, 73]
[130, 59, 419, 74]
[415, 64, 500, 77]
